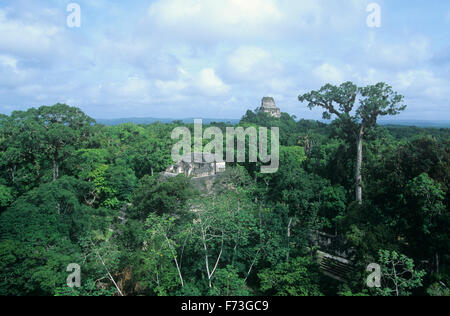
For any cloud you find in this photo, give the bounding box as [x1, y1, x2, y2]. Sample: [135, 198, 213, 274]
[266, 78, 295, 94]
[0, 53, 37, 88]
[0, 7, 64, 59]
[0, 54, 17, 70]
[196, 68, 230, 96]
[155, 67, 230, 98]
[150, 0, 282, 25]
[394, 69, 450, 100]
[313, 63, 345, 85]
[118, 76, 152, 99]
[155, 69, 189, 96]
[146, 0, 366, 42]
[365, 35, 433, 69]
[148, 0, 282, 40]
[227, 46, 283, 81]
[0, 1, 449, 121]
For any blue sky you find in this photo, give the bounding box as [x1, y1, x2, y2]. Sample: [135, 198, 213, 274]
[0, 0, 449, 120]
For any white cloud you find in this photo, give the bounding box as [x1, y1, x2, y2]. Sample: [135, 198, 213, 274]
[146, 0, 365, 42]
[155, 67, 229, 98]
[15, 84, 43, 96]
[227, 46, 283, 81]
[366, 35, 433, 68]
[151, 0, 282, 24]
[155, 68, 189, 95]
[313, 63, 344, 85]
[0, 54, 18, 71]
[394, 69, 450, 100]
[196, 68, 230, 96]
[0, 8, 62, 57]
[267, 78, 294, 93]
[119, 76, 152, 98]
[148, 0, 282, 39]
[84, 76, 153, 106]
[0, 54, 33, 86]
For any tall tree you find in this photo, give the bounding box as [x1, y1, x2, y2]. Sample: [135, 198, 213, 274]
[299, 82, 406, 203]
[0, 109, 42, 189]
[37, 104, 95, 182]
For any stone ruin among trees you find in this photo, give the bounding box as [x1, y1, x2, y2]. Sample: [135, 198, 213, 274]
[258, 97, 281, 118]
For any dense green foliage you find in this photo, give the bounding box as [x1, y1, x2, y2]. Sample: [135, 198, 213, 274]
[0, 96, 448, 296]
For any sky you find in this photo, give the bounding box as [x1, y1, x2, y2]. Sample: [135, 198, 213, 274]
[0, 0, 449, 120]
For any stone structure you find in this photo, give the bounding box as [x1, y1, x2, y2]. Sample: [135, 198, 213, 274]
[258, 97, 281, 118]
[165, 153, 226, 178]
[311, 231, 356, 282]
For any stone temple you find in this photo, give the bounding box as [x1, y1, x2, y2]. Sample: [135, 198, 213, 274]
[258, 97, 281, 118]
[165, 153, 226, 178]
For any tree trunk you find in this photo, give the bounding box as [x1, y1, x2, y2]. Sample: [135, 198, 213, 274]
[436, 252, 439, 275]
[392, 261, 399, 297]
[286, 218, 293, 262]
[355, 126, 364, 204]
[92, 244, 124, 296]
[165, 235, 184, 287]
[198, 214, 223, 288]
[245, 246, 263, 283]
[52, 159, 57, 182]
[53, 161, 59, 182]
[10, 165, 16, 183]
